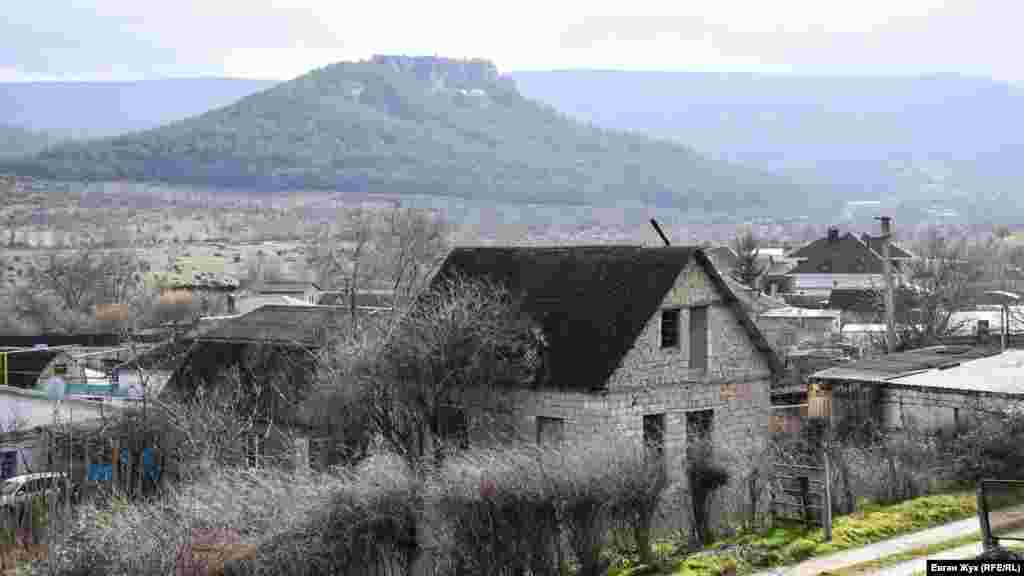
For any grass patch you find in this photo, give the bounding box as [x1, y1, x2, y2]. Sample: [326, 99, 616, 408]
[818, 523, 1024, 576]
[616, 491, 988, 576]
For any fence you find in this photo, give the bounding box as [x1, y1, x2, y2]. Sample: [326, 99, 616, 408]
[40, 423, 169, 504]
[977, 479, 1024, 552]
[0, 481, 73, 571]
[770, 459, 833, 541]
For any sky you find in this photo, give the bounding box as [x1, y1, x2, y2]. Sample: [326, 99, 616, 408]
[1, 0, 1021, 83]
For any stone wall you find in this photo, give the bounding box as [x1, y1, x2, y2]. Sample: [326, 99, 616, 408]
[460, 257, 775, 531]
[879, 385, 1015, 436]
[606, 260, 771, 390]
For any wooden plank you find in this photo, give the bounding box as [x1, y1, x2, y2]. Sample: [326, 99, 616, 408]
[775, 473, 827, 485]
[775, 463, 826, 472]
[781, 488, 824, 499]
[772, 501, 825, 511]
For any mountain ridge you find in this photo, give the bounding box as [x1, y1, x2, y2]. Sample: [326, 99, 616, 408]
[509, 69, 1024, 221]
[0, 56, 812, 216]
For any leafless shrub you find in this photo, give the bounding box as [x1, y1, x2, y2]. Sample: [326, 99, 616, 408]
[319, 273, 541, 462]
[232, 452, 421, 576]
[44, 466, 348, 576]
[939, 402, 1024, 482]
[836, 432, 939, 505]
[431, 438, 670, 576]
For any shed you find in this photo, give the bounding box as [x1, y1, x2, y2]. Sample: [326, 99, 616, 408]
[0, 348, 76, 390]
[808, 345, 1011, 436]
[162, 305, 359, 406]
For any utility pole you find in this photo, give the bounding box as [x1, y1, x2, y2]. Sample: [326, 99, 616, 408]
[876, 216, 897, 353]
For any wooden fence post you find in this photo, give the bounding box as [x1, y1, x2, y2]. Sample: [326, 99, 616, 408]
[112, 437, 120, 496]
[979, 482, 995, 551]
[126, 448, 134, 499]
[823, 450, 833, 542]
[84, 436, 92, 498]
[799, 476, 811, 528]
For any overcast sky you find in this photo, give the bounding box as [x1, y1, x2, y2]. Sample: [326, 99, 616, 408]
[2, 0, 1020, 83]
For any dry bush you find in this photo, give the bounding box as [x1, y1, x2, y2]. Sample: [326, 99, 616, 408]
[431, 437, 670, 576]
[43, 466, 348, 576]
[685, 441, 731, 549]
[939, 403, 1024, 482]
[837, 433, 939, 505]
[233, 452, 421, 576]
[769, 423, 941, 513]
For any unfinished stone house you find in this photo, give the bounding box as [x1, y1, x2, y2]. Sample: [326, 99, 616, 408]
[429, 246, 782, 492]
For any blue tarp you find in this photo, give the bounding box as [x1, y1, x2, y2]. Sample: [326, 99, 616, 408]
[142, 448, 160, 482]
[87, 449, 160, 483]
[87, 463, 112, 482]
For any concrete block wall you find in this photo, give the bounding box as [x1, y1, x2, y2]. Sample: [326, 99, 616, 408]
[607, 261, 772, 390]
[456, 255, 776, 531]
[881, 386, 1010, 435]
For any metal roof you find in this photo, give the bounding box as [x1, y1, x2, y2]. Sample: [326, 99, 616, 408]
[760, 306, 842, 319]
[887, 349, 1024, 396]
[194, 305, 349, 347]
[810, 345, 999, 384]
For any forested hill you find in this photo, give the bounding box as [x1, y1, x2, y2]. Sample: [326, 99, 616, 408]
[1, 56, 813, 215]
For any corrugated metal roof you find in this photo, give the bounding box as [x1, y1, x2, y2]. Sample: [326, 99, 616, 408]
[810, 345, 999, 383]
[195, 305, 349, 347]
[761, 306, 842, 319]
[889, 349, 1024, 395]
[254, 281, 320, 294]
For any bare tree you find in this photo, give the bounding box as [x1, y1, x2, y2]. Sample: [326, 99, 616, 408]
[306, 205, 450, 328]
[329, 275, 540, 462]
[895, 232, 983, 349]
[731, 228, 765, 289]
[382, 205, 451, 308]
[11, 249, 145, 334]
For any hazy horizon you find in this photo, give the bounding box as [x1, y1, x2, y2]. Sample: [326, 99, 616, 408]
[3, 1, 1021, 83]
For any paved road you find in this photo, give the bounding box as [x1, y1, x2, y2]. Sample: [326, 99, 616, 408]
[869, 529, 1024, 576]
[869, 541, 986, 576]
[749, 505, 1024, 576]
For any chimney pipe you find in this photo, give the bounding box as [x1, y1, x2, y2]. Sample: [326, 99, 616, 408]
[650, 219, 671, 247]
[875, 216, 897, 352]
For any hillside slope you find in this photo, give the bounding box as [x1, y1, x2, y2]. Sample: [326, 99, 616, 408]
[0, 78, 277, 139]
[0, 124, 53, 158]
[1, 56, 813, 216]
[510, 70, 1024, 222]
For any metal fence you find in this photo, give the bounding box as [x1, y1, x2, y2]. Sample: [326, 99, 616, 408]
[978, 479, 1024, 551]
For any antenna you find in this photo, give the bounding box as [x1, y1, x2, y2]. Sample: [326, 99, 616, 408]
[650, 219, 671, 247]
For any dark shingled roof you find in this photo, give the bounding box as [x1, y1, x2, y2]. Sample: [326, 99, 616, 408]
[810, 345, 998, 383]
[431, 246, 781, 390]
[195, 305, 348, 348]
[788, 232, 910, 275]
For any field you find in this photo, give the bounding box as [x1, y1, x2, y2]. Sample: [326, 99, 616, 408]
[2, 179, 1020, 300]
